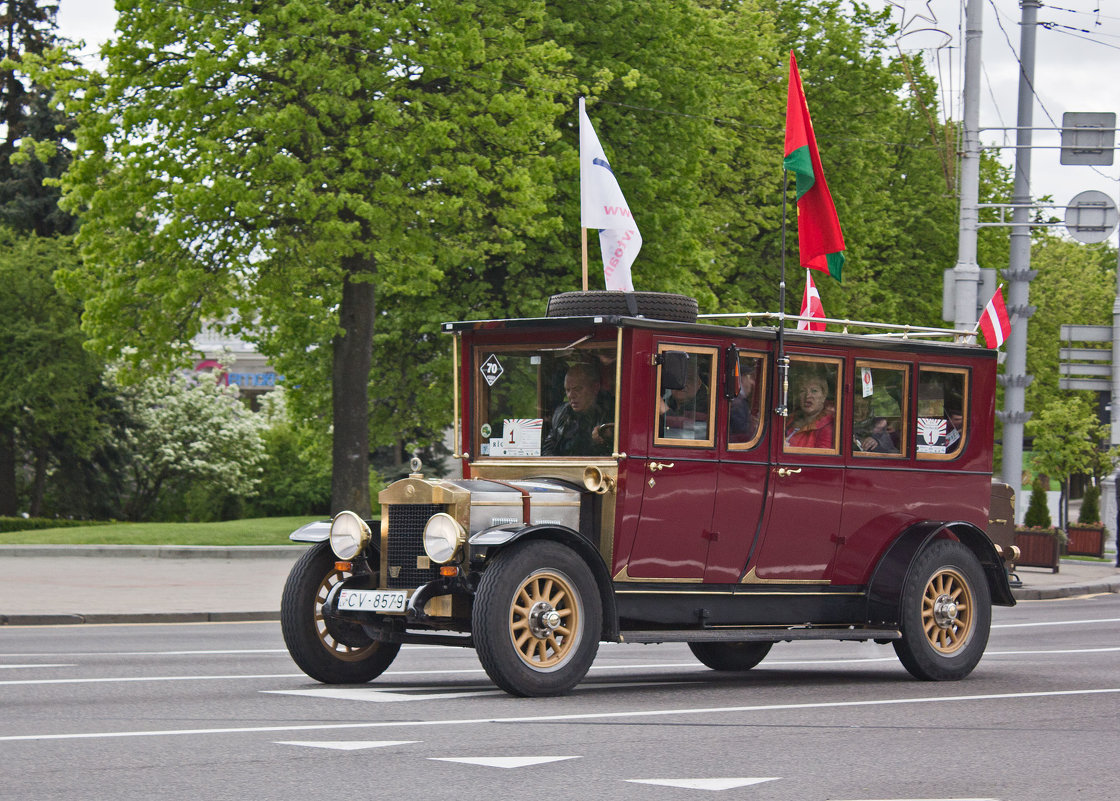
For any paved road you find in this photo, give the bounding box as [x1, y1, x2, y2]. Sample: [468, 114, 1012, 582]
[2, 593, 1117, 801]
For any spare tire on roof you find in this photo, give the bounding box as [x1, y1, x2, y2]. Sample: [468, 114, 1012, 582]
[546, 291, 698, 323]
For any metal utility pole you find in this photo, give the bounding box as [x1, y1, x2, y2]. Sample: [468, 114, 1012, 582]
[952, 0, 984, 332]
[999, 0, 1041, 512]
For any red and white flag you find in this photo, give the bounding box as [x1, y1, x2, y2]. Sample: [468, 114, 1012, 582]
[978, 286, 1011, 349]
[797, 269, 825, 331]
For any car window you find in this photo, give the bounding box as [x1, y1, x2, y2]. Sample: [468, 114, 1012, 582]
[784, 357, 842, 454]
[916, 367, 968, 460]
[655, 345, 717, 447]
[475, 344, 616, 458]
[728, 350, 766, 449]
[852, 361, 909, 458]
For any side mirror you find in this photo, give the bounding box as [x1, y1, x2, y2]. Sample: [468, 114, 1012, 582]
[657, 351, 689, 391]
[724, 346, 741, 400]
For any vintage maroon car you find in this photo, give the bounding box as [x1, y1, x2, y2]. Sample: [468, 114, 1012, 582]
[281, 292, 1016, 696]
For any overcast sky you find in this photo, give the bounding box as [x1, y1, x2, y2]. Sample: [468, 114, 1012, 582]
[56, 0, 1120, 243]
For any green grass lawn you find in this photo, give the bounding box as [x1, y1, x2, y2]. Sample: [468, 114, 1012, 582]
[0, 516, 341, 547]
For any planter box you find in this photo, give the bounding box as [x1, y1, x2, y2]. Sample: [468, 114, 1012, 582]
[1014, 529, 1060, 572]
[1066, 525, 1106, 558]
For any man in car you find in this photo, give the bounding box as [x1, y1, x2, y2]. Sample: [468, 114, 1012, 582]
[542, 362, 612, 456]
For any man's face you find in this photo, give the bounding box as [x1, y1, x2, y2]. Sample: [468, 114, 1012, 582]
[565, 373, 598, 413]
[739, 368, 756, 398]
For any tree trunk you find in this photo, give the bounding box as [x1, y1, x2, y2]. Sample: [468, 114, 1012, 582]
[331, 260, 375, 516]
[0, 424, 17, 516]
[28, 444, 47, 517]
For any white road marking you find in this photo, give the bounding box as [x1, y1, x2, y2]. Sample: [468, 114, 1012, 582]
[0, 649, 290, 657]
[627, 778, 779, 791]
[429, 756, 579, 769]
[268, 687, 509, 703]
[0, 673, 302, 686]
[276, 740, 418, 751]
[992, 617, 1120, 629]
[0, 664, 74, 670]
[1, 686, 1118, 743]
[266, 681, 691, 704]
[5, 644, 1120, 687]
[831, 798, 1000, 801]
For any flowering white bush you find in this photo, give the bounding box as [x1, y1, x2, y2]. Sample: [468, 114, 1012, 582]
[111, 369, 266, 520]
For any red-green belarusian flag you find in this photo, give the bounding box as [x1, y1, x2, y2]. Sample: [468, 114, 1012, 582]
[783, 51, 845, 281]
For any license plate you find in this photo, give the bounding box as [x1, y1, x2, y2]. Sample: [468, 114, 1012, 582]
[336, 589, 408, 614]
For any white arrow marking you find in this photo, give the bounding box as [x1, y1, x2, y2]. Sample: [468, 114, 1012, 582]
[276, 740, 418, 751]
[429, 756, 580, 769]
[627, 778, 779, 791]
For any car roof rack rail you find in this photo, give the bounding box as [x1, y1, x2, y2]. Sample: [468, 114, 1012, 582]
[698, 312, 976, 344]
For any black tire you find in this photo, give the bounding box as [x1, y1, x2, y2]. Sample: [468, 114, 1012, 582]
[546, 291, 698, 323]
[688, 641, 773, 671]
[472, 540, 602, 697]
[892, 539, 991, 681]
[280, 542, 401, 684]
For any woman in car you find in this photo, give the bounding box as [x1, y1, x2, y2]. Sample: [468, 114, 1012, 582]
[785, 372, 835, 449]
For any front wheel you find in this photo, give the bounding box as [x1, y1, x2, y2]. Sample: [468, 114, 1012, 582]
[280, 542, 401, 683]
[892, 539, 991, 681]
[688, 641, 773, 671]
[472, 540, 602, 697]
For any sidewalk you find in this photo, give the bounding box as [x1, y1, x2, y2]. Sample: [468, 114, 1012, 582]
[0, 544, 1117, 625]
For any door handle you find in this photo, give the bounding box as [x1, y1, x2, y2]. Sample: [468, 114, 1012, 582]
[649, 461, 675, 472]
[777, 467, 802, 477]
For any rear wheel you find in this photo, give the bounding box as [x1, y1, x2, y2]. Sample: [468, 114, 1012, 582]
[893, 539, 991, 681]
[688, 641, 773, 671]
[473, 540, 602, 697]
[281, 542, 401, 683]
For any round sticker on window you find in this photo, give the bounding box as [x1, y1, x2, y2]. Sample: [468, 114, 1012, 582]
[480, 423, 492, 438]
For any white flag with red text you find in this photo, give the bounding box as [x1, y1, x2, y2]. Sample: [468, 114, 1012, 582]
[580, 97, 641, 292]
[797, 269, 825, 331]
[978, 286, 1011, 349]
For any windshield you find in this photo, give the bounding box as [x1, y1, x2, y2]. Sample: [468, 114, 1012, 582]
[474, 342, 617, 458]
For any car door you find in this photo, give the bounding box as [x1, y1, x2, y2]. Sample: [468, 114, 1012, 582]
[746, 353, 845, 583]
[622, 343, 719, 581]
[705, 345, 772, 584]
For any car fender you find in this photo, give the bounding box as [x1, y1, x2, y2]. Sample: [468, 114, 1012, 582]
[864, 519, 1015, 628]
[289, 519, 331, 543]
[469, 523, 620, 641]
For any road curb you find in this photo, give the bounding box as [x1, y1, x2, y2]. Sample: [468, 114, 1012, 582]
[0, 544, 306, 559]
[1011, 578, 1120, 601]
[0, 611, 280, 626]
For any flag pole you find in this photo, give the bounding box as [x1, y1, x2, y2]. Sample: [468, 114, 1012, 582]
[581, 227, 589, 291]
[776, 168, 790, 417]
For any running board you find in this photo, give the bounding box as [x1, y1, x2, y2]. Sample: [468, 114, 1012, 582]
[619, 627, 901, 644]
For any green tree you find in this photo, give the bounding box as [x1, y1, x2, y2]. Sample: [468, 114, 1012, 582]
[1023, 479, 1051, 529]
[41, 1, 575, 515]
[1025, 235, 1115, 415]
[1027, 395, 1115, 529]
[0, 0, 75, 236]
[0, 228, 104, 515]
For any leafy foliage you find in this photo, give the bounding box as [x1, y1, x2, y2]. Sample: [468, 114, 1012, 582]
[1027, 395, 1118, 497]
[1078, 483, 1100, 526]
[1023, 479, 1052, 529]
[0, 228, 108, 515]
[108, 369, 267, 521]
[27, 0, 1018, 513]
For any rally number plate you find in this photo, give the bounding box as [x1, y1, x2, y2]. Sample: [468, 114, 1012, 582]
[336, 589, 408, 614]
